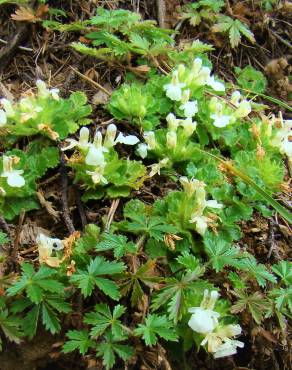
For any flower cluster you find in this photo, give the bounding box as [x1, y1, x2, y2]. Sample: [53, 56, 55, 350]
[164, 58, 225, 103]
[0, 80, 60, 127]
[180, 177, 223, 235]
[209, 90, 252, 128]
[63, 124, 139, 185]
[137, 113, 197, 161]
[0, 155, 25, 189]
[188, 290, 244, 358]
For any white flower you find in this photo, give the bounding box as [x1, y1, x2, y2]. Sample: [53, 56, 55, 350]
[271, 118, 292, 159]
[1, 155, 25, 188]
[0, 98, 15, 118]
[86, 146, 106, 166]
[234, 100, 252, 118]
[207, 75, 225, 92]
[196, 66, 211, 86]
[36, 233, 64, 267]
[166, 131, 177, 149]
[144, 131, 156, 150]
[180, 101, 198, 118]
[205, 199, 224, 209]
[209, 98, 232, 128]
[163, 71, 186, 101]
[230, 91, 241, 106]
[36, 79, 50, 98]
[104, 124, 139, 147]
[201, 324, 244, 357]
[62, 127, 91, 151]
[136, 143, 148, 159]
[36, 80, 59, 100]
[115, 132, 139, 145]
[148, 158, 169, 177]
[180, 118, 197, 136]
[188, 290, 220, 334]
[180, 177, 202, 196]
[19, 97, 43, 122]
[86, 166, 108, 185]
[189, 215, 210, 235]
[0, 109, 7, 127]
[36, 233, 63, 252]
[191, 58, 203, 76]
[213, 339, 244, 358]
[50, 88, 60, 100]
[211, 113, 232, 128]
[166, 113, 180, 131]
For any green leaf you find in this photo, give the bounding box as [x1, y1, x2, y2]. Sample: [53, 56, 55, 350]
[235, 65, 267, 94]
[272, 261, 292, 286]
[134, 314, 178, 346]
[204, 233, 242, 271]
[70, 257, 124, 298]
[231, 290, 271, 324]
[96, 332, 133, 370]
[63, 330, 94, 355]
[212, 16, 255, 48]
[84, 304, 126, 340]
[238, 257, 276, 287]
[96, 233, 137, 258]
[41, 303, 61, 334]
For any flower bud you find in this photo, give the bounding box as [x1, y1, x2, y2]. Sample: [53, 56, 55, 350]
[104, 124, 117, 148]
[144, 131, 156, 150]
[166, 131, 177, 149]
[166, 113, 179, 131]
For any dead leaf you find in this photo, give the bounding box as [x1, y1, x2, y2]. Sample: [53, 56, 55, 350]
[11, 5, 48, 23]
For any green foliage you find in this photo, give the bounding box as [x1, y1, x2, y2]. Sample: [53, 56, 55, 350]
[70, 256, 125, 299]
[63, 330, 94, 355]
[1, 86, 91, 143]
[134, 314, 178, 346]
[0, 298, 22, 350]
[231, 290, 271, 324]
[118, 199, 177, 241]
[96, 332, 134, 370]
[95, 233, 137, 258]
[119, 260, 160, 306]
[203, 233, 243, 272]
[151, 258, 209, 323]
[7, 264, 71, 337]
[45, 8, 174, 66]
[108, 79, 171, 130]
[84, 304, 127, 339]
[235, 65, 267, 94]
[212, 16, 256, 48]
[0, 142, 59, 220]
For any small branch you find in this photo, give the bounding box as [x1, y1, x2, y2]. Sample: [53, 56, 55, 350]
[269, 29, 292, 50]
[11, 209, 25, 266]
[0, 23, 29, 73]
[0, 37, 33, 52]
[0, 215, 10, 236]
[70, 66, 111, 96]
[74, 186, 87, 229]
[105, 199, 120, 232]
[156, 0, 166, 28]
[59, 149, 75, 234]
